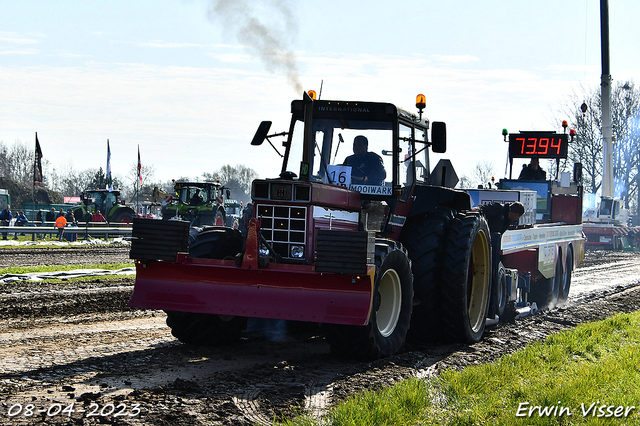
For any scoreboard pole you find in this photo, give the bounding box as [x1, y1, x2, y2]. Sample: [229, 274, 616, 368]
[600, 0, 614, 198]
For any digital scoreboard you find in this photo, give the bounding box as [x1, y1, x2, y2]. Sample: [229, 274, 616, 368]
[508, 132, 569, 159]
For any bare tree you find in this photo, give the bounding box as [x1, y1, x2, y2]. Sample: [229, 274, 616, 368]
[0, 140, 35, 186]
[561, 81, 640, 212]
[202, 164, 258, 204]
[0, 141, 9, 178]
[124, 162, 155, 201]
[459, 160, 498, 189]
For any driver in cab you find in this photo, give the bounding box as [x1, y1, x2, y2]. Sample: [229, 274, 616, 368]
[190, 188, 204, 205]
[343, 135, 386, 186]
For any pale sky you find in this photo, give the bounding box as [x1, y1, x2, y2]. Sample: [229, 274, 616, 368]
[1, 0, 638, 188]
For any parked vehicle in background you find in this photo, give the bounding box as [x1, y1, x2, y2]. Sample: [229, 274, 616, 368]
[162, 181, 230, 227]
[71, 189, 135, 223]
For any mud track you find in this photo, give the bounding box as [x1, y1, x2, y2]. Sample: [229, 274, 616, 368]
[1, 248, 639, 425]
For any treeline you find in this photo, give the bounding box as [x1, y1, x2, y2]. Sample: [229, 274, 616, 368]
[0, 139, 258, 209]
[563, 80, 640, 212]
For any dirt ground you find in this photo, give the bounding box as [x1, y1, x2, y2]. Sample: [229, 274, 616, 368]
[0, 247, 639, 425]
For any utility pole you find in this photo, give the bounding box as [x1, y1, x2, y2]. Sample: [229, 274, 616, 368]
[600, 0, 614, 198]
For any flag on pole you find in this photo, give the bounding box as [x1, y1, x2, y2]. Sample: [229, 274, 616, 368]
[34, 133, 43, 184]
[137, 145, 142, 185]
[106, 140, 113, 191]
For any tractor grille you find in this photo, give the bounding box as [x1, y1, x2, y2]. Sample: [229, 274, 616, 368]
[256, 204, 307, 260]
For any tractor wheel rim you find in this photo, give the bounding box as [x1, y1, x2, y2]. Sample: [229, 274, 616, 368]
[469, 230, 490, 333]
[377, 268, 402, 337]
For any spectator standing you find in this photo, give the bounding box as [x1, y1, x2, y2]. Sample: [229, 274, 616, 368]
[54, 214, 67, 241]
[45, 208, 56, 222]
[64, 209, 77, 241]
[92, 210, 107, 223]
[0, 205, 12, 240]
[65, 209, 75, 224]
[15, 211, 28, 236]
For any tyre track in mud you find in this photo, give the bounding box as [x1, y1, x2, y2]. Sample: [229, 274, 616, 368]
[0, 249, 639, 425]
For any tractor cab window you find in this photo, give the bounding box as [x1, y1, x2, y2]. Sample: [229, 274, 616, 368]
[399, 123, 419, 188]
[288, 118, 393, 195]
[226, 205, 241, 216]
[104, 192, 117, 213]
[91, 192, 103, 208]
[188, 187, 206, 205]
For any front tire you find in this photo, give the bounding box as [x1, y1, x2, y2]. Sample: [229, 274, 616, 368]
[164, 227, 246, 345]
[112, 209, 134, 224]
[440, 212, 492, 343]
[165, 311, 247, 345]
[323, 240, 413, 360]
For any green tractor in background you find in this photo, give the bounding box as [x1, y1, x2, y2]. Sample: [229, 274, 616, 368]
[71, 189, 135, 223]
[162, 181, 230, 227]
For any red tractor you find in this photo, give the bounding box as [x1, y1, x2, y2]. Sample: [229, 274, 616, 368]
[130, 93, 494, 359]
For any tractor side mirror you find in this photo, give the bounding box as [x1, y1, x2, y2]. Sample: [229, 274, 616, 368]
[251, 121, 272, 146]
[431, 121, 446, 153]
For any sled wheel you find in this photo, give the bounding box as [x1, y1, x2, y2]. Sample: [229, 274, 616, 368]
[441, 212, 492, 343]
[492, 263, 507, 319]
[558, 247, 573, 303]
[529, 251, 561, 309]
[399, 208, 453, 342]
[323, 240, 413, 360]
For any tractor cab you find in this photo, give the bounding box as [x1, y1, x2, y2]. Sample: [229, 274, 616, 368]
[163, 181, 230, 226]
[251, 93, 449, 242]
[254, 93, 446, 198]
[79, 189, 134, 223]
[82, 190, 121, 211]
[170, 181, 227, 206]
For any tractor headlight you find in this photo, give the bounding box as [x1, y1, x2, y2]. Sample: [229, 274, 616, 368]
[290, 245, 304, 258]
[259, 244, 270, 256]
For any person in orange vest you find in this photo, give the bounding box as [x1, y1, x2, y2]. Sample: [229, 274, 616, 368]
[54, 214, 67, 241]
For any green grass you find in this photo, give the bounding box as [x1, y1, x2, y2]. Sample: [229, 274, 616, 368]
[281, 311, 640, 425]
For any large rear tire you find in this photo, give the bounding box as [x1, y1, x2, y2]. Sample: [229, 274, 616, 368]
[164, 227, 246, 345]
[440, 212, 492, 343]
[399, 208, 453, 342]
[323, 240, 413, 360]
[112, 209, 134, 224]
